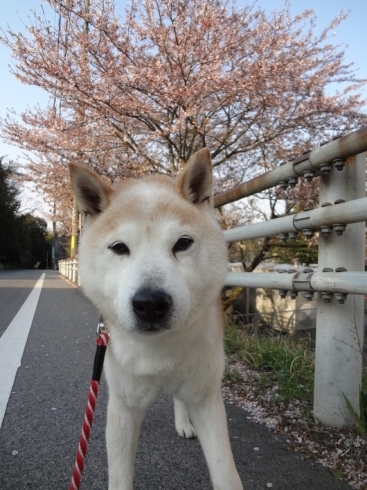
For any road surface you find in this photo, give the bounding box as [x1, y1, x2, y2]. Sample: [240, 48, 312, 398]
[0, 270, 351, 489]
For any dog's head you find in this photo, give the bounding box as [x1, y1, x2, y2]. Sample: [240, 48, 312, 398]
[69, 149, 227, 336]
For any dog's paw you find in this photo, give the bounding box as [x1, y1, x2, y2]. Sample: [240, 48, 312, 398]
[176, 422, 197, 439]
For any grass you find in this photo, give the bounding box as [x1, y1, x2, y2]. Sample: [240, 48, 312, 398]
[342, 389, 367, 437]
[342, 378, 367, 437]
[224, 322, 315, 407]
[224, 322, 367, 434]
[223, 323, 367, 487]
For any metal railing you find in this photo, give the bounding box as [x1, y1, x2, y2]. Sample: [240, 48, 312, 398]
[58, 258, 79, 285]
[219, 127, 367, 429]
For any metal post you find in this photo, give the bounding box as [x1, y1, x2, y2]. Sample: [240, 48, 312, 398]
[313, 153, 365, 427]
[246, 287, 250, 324]
[77, 262, 80, 286]
[253, 314, 259, 336]
[70, 198, 78, 259]
[52, 202, 57, 270]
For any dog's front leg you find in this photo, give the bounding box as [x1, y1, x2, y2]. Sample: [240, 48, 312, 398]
[106, 397, 145, 490]
[187, 391, 243, 490]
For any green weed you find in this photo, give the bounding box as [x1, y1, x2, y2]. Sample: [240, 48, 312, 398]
[224, 322, 315, 405]
[342, 387, 367, 437]
[223, 365, 242, 384]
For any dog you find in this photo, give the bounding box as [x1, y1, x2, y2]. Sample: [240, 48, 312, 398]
[69, 149, 243, 490]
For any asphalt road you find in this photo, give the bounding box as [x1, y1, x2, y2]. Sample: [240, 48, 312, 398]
[0, 270, 351, 489]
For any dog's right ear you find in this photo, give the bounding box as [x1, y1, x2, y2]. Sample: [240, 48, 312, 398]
[176, 148, 213, 207]
[68, 163, 113, 216]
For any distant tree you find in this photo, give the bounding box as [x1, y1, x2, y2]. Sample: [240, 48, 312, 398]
[1, 0, 366, 231]
[0, 158, 51, 268]
[0, 157, 20, 264]
[15, 214, 51, 268]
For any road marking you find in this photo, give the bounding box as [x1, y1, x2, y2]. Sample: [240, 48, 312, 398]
[0, 273, 45, 429]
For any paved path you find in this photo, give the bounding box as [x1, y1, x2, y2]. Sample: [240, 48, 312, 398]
[0, 270, 351, 489]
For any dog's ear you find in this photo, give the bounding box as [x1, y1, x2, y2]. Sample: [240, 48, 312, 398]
[177, 148, 213, 207]
[69, 163, 113, 216]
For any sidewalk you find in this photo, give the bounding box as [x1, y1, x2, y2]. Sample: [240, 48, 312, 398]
[128, 394, 351, 490]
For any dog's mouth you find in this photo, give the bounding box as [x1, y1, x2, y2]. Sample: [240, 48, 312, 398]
[136, 323, 170, 335]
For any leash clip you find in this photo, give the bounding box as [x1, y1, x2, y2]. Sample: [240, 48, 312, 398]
[96, 320, 109, 337]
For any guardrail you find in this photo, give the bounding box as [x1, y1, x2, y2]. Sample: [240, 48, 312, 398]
[220, 129, 367, 429]
[58, 258, 79, 285]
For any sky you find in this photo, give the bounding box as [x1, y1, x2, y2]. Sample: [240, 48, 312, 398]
[0, 0, 366, 215]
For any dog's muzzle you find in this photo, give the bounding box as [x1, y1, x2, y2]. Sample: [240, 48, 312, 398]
[132, 288, 172, 332]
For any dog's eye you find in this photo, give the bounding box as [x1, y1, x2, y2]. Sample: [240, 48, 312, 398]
[108, 241, 130, 256]
[173, 236, 194, 254]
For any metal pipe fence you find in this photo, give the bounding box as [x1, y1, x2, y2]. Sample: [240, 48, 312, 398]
[222, 131, 367, 428]
[58, 258, 79, 285]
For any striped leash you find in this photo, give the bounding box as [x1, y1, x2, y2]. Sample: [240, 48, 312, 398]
[69, 320, 109, 490]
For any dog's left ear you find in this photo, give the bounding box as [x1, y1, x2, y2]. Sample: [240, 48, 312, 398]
[177, 148, 213, 207]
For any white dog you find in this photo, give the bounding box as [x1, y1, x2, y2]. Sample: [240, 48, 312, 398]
[69, 149, 243, 490]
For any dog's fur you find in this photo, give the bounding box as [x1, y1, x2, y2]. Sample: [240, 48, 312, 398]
[69, 149, 243, 490]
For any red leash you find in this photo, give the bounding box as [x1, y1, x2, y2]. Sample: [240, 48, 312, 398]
[69, 321, 109, 490]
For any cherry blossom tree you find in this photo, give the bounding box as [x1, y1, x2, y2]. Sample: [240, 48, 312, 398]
[0, 0, 366, 231]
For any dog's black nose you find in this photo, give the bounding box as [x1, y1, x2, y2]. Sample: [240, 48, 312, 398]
[132, 288, 172, 323]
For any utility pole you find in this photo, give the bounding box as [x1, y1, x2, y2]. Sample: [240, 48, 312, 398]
[69, 1, 90, 259]
[84, 0, 90, 33]
[70, 198, 78, 258]
[52, 201, 57, 269]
